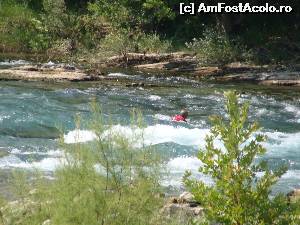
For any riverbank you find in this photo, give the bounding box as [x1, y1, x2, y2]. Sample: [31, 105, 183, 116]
[1, 52, 300, 87]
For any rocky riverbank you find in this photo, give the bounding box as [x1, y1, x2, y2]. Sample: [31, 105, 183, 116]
[1, 53, 300, 86]
[0, 64, 95, 82]
[2, 189, 300, 225]
[0, 191, 203, 225]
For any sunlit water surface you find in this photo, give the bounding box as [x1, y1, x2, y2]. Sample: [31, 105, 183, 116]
[1, 61, 300, 194]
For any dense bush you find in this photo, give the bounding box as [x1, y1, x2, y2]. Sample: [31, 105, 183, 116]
[184, 91, 300, 225]
[0, 0, 173, 58]
[1, 0, 300, 63]
[98, 29, 171, 57]
[0, 0, 109, 54]
[185, 28, 249, 65]
[87, 0, 174, 31]
[137, 33, 172, 54]
[0, 2, 37, 52]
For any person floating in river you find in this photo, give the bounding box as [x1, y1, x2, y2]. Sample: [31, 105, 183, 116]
[172, 109, 188, 122]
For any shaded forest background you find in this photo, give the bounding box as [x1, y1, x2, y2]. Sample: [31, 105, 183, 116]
[1, 0, 300, 64]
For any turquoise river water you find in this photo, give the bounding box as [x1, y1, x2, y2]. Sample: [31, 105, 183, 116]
[1, 60, 300, 194]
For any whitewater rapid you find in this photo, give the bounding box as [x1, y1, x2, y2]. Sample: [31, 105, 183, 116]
[1, 75, 300, 192]
[2, 123, 300, 190]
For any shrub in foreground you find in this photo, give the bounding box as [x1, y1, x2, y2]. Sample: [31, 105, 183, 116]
[184, 91, 300, 225]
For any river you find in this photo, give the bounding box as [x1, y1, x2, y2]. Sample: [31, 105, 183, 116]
[0, 60, 300, 194]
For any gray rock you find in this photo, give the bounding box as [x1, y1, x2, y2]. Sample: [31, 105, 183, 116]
[64, 65, 76, 71]
[287, 189, 300, 203]
[161, 192, 203, 220]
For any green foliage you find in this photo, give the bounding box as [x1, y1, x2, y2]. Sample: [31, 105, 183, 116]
[41, 0, 68, 38]
[98, 29, 171, 56]
[98, 29, 135, 56]
[0, 105, 166, 225]
[137, 33, 172, 54]
[0, 2, 35, 52]
[142, 0, 174, 22]
[0, 0, 62, 52]
[87, 0, 130, 28]
[74, 14, 109, 49]
[184, 91, 299, 225]
[26, 18, 51, 51]
[88, 0, 173, 30]
[185, 28, 248, 65]
[2, 0, 299, 62]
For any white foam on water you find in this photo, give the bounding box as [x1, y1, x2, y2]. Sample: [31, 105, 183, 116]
[250, 95, 275, 106]
[283, 102, 300, 122]
[153, 114, 171, 121]
[167, 156, 202, 173]
[201, 95, 222, 102]
[3, 126, 300, 187]
[64, 129, 97, 144]
[64, 125, 210, 147]
[164, 158, 300, 189]
[256, 108, 268, 116]
[148, 95, 161, 101]
[58, 88, 87, 95]
[284, 103, 300, 115]
[0, 114, 10, 122]
[184, 94, 196, 99]
[166, 157, 300, 181]
[62, 124, 300, 179]
[0, 155, 62, 171]
[10, 148, 62, 157]
[63, 124, 300, 148]
[281, 170, 300, 179]
[11, 158, 62, 171]
[162, 156, 213, 188]
[0, 155, 23, 166]
[285, 105, 298, 113]
[143, 125, 209, 146]
[263, 131, 300, 155]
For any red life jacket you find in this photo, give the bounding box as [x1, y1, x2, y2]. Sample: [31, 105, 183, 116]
[172, 114, 187, 122]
